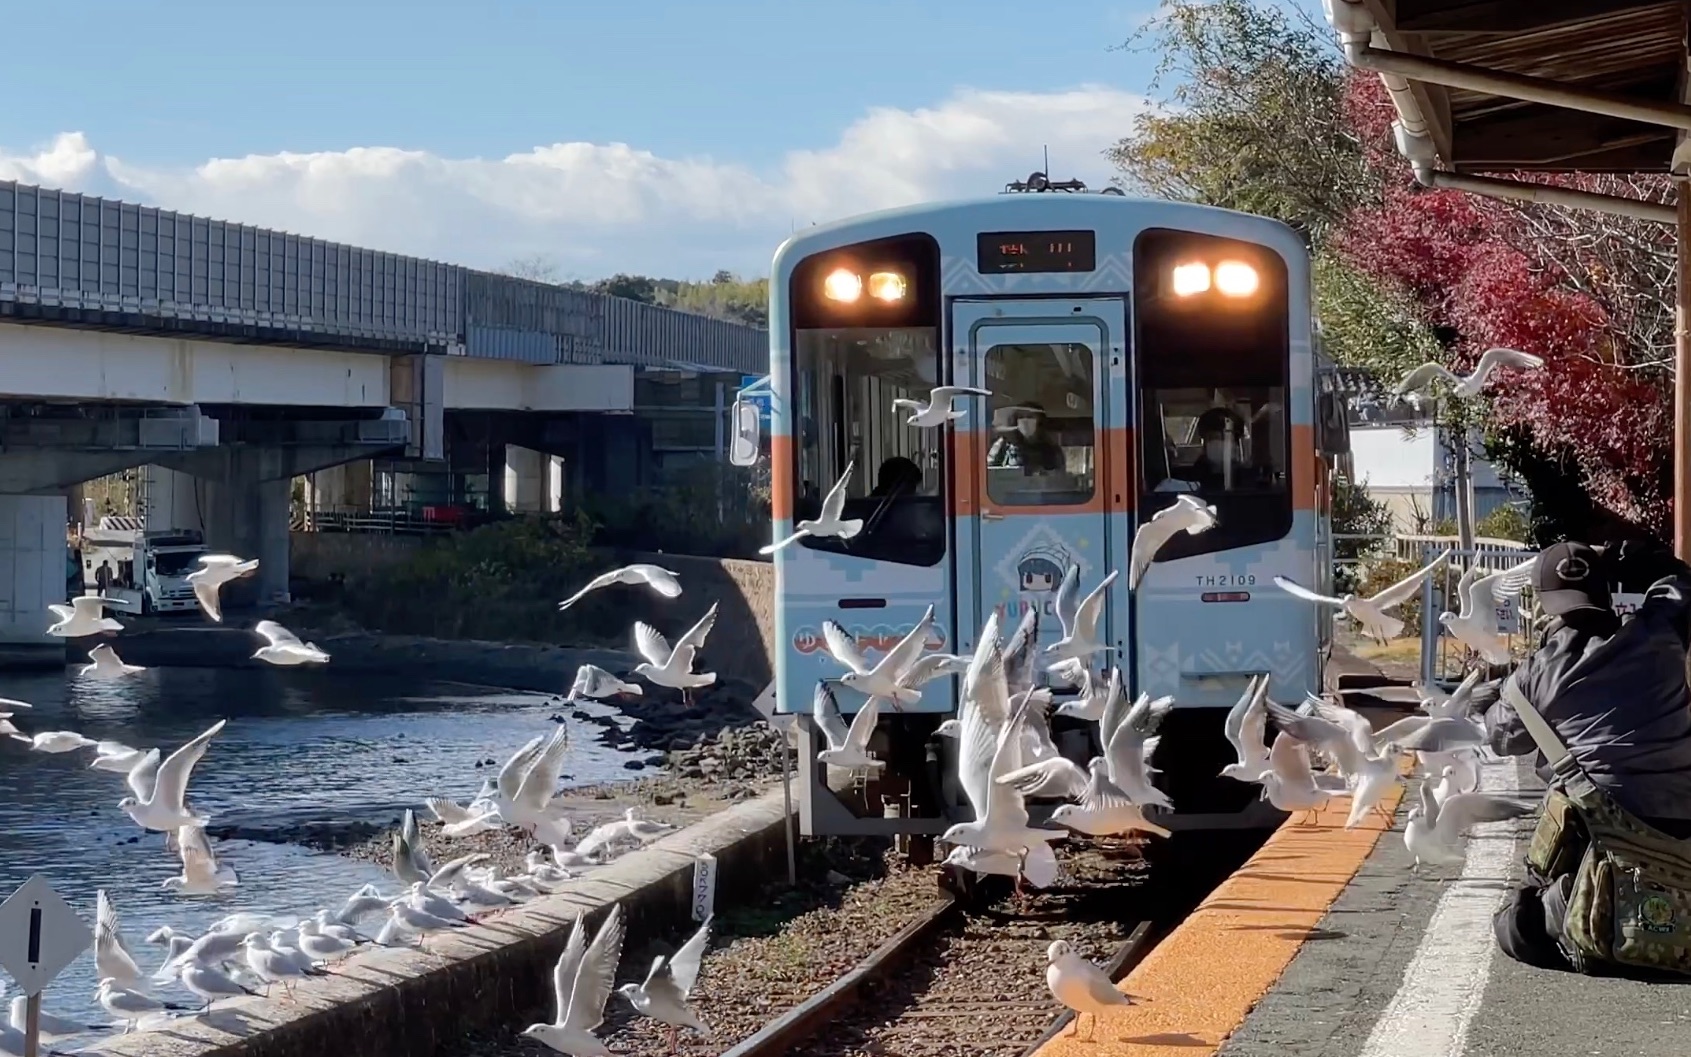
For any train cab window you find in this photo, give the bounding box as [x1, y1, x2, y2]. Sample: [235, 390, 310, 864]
[790, 327, 946, 567]
[1133, 228, 1293, 559]
[983, 343, 1096, 507]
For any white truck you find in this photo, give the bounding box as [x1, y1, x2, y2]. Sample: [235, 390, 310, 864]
[78, 516, 209, 615]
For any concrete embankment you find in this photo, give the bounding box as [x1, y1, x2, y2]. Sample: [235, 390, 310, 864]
[103, 787, 793, 1057]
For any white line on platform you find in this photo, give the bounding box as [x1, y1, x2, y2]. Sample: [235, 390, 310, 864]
[1356, 758, 1522, 1057]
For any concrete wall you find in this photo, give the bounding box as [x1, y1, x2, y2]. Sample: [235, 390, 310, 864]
[441, 360, 634, 411]
[0, 494, 68, 661]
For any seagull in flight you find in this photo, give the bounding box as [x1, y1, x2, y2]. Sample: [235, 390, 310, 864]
[1044, 565, 1118, 664]
[1272, 549, 1450, 644]
[760, 460, 862, 554]
[892, 386, 994, 428]
[828, 605, 936, 708]
[1219, 674, 1272, 783]
[812, 682, 885, 770]
[631, 603, 719, 706]
[558, 564, 682, 610]
[251, 621, 330, 666]
[117, 719, 228, 834]
[1393, 347, 1544, 402]
[184, 554, 259, 623]
[520, 904, 627, 1056]
[1440, 559, 1534, 665]
[1404, 779, 1534, 869]
[46, 594, 127, 637]
[616, 916, 713, 1050]
[81, 644, 147, 679]
[1129, 495, 1217, 589]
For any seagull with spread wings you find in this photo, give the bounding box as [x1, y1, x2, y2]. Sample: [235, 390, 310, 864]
[631, 602, 719, 706]
[759, 460, 863, 554]
[1273, 548, 1451, 645]
[1393, 347, 1544, 402]
[1440, 559, 1535, 665]
[520, 904, 628, 1056]
[617, 916, 713, 1052]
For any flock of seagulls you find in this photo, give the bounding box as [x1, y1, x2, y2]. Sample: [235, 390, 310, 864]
[0, 557, 736, 1054]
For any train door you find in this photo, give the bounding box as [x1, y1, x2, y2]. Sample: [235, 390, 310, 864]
[950, 298, 1131, 671]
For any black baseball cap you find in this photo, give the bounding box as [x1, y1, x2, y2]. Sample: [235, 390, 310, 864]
[1533, 541, 1612, 617]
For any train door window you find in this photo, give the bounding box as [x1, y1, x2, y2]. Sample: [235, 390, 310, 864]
[984, 343, 1096, 507]
[1133, 228, 1293, 557]
[790, 327, 945, 566]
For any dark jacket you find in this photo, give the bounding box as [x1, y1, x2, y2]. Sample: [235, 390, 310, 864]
[1480, 571, 1691, 823]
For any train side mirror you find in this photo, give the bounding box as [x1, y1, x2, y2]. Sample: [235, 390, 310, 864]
[729, 398, 762, 467]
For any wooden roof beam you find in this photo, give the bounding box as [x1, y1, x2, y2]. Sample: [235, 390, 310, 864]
[1451, 105, 1675, 167]
[1349, 46, 1691, 131]
[1393, 0, 1670, 35]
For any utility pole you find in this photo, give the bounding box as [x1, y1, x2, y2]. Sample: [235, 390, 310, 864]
[1453, 426, 1476, 553]
[1675, 181, 1691, 558]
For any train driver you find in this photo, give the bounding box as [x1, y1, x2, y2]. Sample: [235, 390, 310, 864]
[987, 403, 1065, 474]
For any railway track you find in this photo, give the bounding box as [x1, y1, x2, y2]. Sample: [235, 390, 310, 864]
[717, 838, 1234, 1057]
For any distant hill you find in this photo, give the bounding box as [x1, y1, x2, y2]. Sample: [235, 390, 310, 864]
[498, 257, 768, 329]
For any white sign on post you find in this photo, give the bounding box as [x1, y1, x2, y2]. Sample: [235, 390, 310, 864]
[691, 853, 718, 923]
[0, 875, 92, 997]
[1613, 591, 1647, 618]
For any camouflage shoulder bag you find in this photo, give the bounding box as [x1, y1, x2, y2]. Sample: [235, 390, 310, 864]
[1502, 679, 1691, 977]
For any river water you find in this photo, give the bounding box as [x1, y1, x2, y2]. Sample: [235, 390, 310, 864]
[0, 662, 646, 1028]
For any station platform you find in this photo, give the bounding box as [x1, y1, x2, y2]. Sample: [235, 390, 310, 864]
[1032, 755, 1691, 1057]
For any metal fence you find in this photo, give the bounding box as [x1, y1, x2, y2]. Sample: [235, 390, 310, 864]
[293, 506, 463, 536]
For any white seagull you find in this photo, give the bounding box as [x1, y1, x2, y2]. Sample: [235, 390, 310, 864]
[117, 718, 228, 834]
[1272, 548, 1451, 644]
[1393, 347, 1544, 402]
[251, 620, 330, 666]
[46, 594, 125, 637]
[1404, 778, 1534, 869]
[558, 564, 682, 610]
[1044, 566, 1119, 664]
[184, 554, 259, 623]
[812, 681, 884, 770]
[631, 602, 719, 704]
[1046, 939, 1140, 1043]
[94, 890, 148, 992]
[892, 385, 994, 427]
[828, 605, 936, 708]
[1440, 559, 1534, 665]
[1219, 675, 1273, 783]
[566, 664, 643, 702]
[616, 915, 713, 1049]
[162, 824, 240, 895]
[759, 460, 862, 554]
[519, 904, 627, 1057]
[1129, 495, 1218, 589]
[81, 643, 147, 679]
[10, 730, 96, 753]
[91, 740, 148, 774]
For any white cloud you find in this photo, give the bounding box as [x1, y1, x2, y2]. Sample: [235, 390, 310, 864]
[0, 86, 1148, 279]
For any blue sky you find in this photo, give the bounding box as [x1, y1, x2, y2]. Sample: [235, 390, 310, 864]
[0, 0, 1316, 279]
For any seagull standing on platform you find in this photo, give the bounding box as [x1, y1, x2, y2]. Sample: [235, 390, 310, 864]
[46, 594, 126, 637]
[557, 564, 682, 611]
[1392, 347, 1544, 403]
[892, 385, 994, 427]
[82, 643, 147, 679]
[1129, 495, 1217, 589]
[759, 460, 862, 554]
[184, 554, 259, 623]
[1046, 939, 1141, 1043]
[1272, 548, 1451, 645]
[631, 603, 719, 706]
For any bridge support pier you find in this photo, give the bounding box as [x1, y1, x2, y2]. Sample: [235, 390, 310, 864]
[142, 463, 292, 606]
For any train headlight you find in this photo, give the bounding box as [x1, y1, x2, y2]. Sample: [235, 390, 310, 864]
[1171, 261, 1211, 297]
[823, 268, 863, 302]
[1215, 260, 1260, 297]
[867, 271, 907, 302]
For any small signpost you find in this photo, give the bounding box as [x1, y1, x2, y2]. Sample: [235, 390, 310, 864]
[0, 875, 94, 1057]
[691, 853, 718, 923]
[753, 680, 800, 886]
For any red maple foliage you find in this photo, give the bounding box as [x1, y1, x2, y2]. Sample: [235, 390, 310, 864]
[1334, 73, 1673, 534]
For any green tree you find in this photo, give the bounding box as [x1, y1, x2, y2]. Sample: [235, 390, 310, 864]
[1331, 475, 1394, 593]
[1109, 0, 1426, 381]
